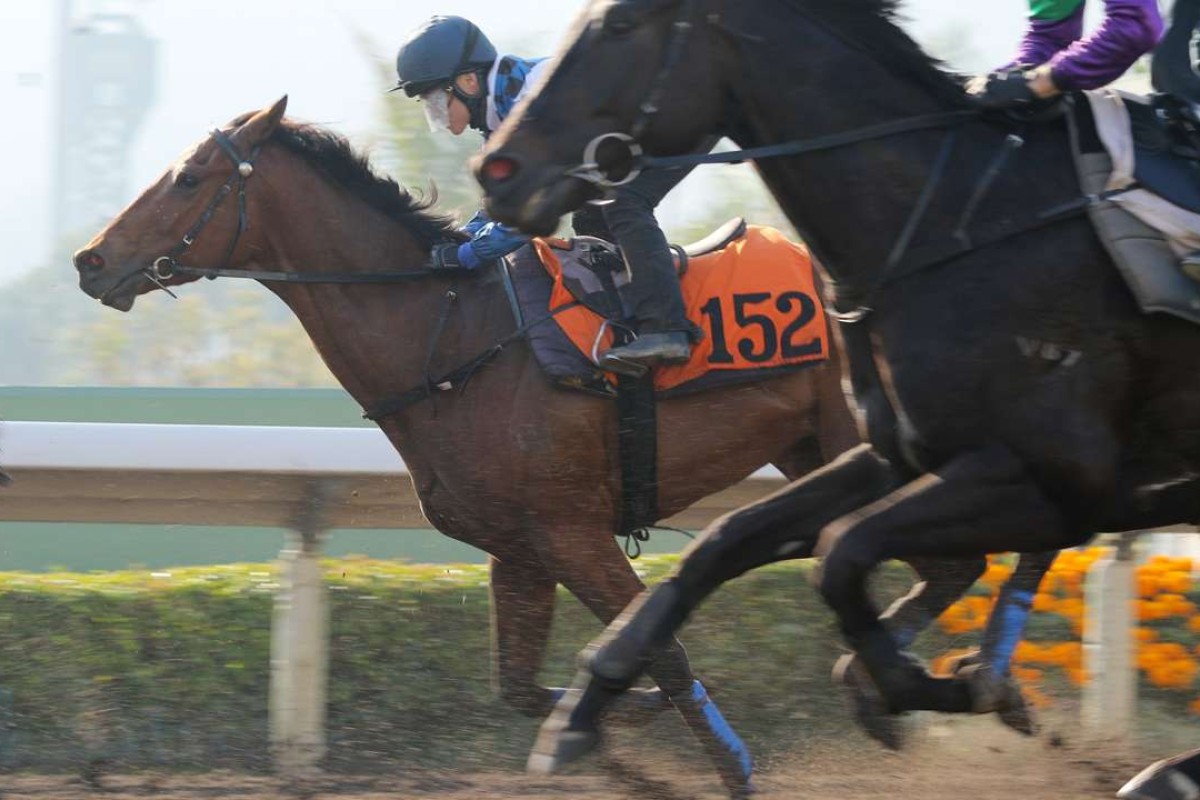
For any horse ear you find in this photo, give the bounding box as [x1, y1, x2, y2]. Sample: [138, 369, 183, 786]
[236, 95, 289, 149]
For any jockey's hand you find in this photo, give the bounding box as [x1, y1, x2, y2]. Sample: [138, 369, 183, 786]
[459, 209, 492, 237]
[467, 222, 531, 262]
[429, 242, 472, 271]
[969, 70, 1038, 109]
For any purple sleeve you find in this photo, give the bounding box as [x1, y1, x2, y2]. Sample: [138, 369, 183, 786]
[1010, 5, 1086, 70]
[1047, 0, 1164, 91]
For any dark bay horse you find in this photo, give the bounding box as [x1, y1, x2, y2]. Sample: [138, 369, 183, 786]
[70, 97, 1009, 794]
[476, 0, 1200, 783]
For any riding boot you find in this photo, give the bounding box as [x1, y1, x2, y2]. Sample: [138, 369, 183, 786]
[593, 148, 709, 378]
[600, 331, 692, 377]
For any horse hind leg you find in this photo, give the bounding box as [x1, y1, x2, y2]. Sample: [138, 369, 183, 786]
[960, 550, 1058, 735]
[489, 551, 562, 717]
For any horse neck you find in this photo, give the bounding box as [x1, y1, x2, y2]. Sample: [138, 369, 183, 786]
[723, 4, 975, 289]
[249, 156, 511, 421]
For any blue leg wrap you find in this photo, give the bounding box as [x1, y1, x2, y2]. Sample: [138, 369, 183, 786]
[691, 680, 753, 781]
[988, 590, 1034, 674]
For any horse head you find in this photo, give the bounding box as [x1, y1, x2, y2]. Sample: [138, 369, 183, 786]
[73, 96, 289, 311]
[476, 0, 732, 235]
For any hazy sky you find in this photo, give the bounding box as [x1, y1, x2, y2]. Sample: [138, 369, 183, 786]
[0, 0, 1037, 285]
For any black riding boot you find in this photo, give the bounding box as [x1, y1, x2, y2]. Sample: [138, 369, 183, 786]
[600, 331, 693, 376]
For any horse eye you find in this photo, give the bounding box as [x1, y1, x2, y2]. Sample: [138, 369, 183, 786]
[174, 171, 200, 189]
[602, 7, 637, 35]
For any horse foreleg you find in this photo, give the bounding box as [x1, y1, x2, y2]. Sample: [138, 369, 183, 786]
[533, 445, 903, 778]
[833, 555, 986, 749]
[525, 524, 754, 796]
[816, 445, 1071, 715]
[489, 551, 561, 717]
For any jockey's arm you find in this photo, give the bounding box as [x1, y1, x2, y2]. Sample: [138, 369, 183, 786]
[1021, 0, 1163, 92]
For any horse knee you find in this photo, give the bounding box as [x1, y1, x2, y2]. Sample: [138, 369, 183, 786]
[817, 527, 883, 612]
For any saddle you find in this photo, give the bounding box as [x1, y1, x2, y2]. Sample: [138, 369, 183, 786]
[1068, 88, 1200, 325]
[1051, 0, 1200, 324]
[552, 217, 747, 324]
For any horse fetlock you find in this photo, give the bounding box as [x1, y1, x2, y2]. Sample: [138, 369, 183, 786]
[833, 653, 907, 750]
[958, 663, 1021, 715]
[850, 634, 933, 713]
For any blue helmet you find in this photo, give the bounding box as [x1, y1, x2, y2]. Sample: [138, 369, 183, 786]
[393, 16, 498, 98]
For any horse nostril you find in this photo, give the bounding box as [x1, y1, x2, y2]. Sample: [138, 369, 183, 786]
[73, 249, 106, 273]
[481, 155, 520, 185]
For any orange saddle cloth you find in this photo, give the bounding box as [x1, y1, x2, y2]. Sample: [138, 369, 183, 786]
[534, 224, 828, 394]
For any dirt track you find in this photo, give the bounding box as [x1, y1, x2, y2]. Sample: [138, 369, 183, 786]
[2, 716, 1170, 800]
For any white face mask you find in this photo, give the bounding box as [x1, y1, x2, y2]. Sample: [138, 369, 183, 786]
[421, 88, 452, 133]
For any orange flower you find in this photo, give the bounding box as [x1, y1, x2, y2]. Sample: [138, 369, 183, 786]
[1138, 600, 1168, 622]
[1161, 571, 1193, 595]
[1012, 666, 1043, 683]
[1014, 641, 1042, 663]
[1191, 697, 1200, 716]
[1033, 593, 1056, 612]
[1136, 627, 1159, 643]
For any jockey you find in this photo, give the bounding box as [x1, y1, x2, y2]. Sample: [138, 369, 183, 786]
[972, 0, 1164, 107]
[392, 15, 701, 374]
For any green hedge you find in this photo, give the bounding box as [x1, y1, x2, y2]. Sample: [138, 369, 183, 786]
[0, 558, 1190, 772]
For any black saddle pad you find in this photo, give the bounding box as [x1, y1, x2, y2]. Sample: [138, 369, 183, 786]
[1124, 95, 1200, 214]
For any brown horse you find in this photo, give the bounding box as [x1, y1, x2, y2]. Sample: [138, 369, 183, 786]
[72, 97, 987, 794]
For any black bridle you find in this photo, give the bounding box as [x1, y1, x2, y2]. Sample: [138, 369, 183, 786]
[146, 129, 261, 288]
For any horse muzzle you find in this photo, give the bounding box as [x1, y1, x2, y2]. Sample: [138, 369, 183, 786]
[477, 155, 603, 236]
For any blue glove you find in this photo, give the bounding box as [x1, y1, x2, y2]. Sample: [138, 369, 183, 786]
[459, 209, 492, 237]
[456, 221, 532, 269]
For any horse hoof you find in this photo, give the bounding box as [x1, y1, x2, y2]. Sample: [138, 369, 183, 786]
[833, 653, 906, 750]
[959, 662, 1037, 735]
[527, 725, 601, 774]
[993, 690, 1041, 738]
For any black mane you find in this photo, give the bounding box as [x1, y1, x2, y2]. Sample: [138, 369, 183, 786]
[262, 118, 464, 247]
[786, 0, 970, 108]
